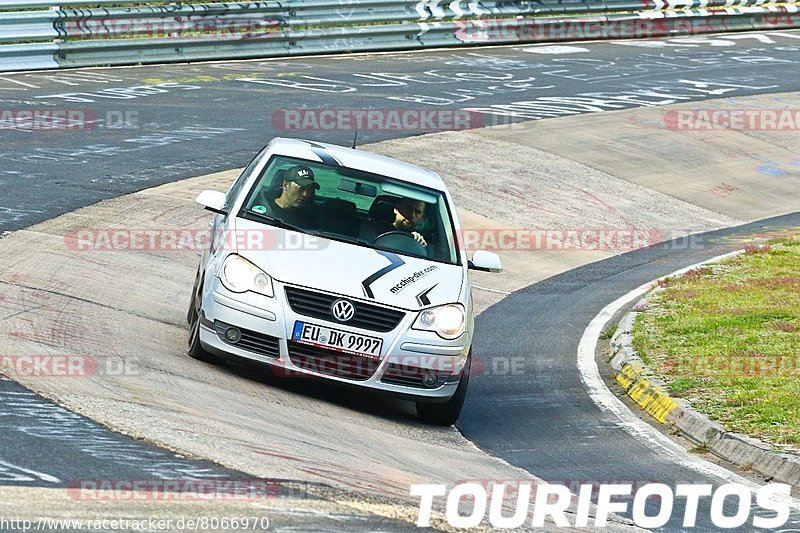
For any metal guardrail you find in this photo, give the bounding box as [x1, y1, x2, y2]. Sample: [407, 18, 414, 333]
[1, 0, 799, 72]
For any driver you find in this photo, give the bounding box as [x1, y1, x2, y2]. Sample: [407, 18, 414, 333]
[268, 165, 320, 227]
[364, 198, 428, 247]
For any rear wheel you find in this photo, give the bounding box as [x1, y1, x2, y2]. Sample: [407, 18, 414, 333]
[416, 353, 471, 426]
[187, 268, 220, 364]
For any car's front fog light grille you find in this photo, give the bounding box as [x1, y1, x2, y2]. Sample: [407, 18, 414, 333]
[215, 321, 280, 359]
[287, 341, 379, 381]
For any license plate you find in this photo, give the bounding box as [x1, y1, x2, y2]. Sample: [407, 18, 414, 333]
[292, 321, 383, 358]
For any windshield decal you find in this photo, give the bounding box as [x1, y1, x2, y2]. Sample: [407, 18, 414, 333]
[362, 250, 404, 299]
[415, 285, 437, 306]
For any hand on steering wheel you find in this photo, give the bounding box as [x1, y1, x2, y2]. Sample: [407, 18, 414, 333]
[374, 230, 427, 248]
[372, 230, 428, 256]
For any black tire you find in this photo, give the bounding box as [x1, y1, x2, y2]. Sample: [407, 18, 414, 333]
[187, 268, 220, 364]
[416, 353, 471, 426]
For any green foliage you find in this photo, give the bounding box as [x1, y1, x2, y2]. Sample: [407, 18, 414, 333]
[634, 235, 800, 445]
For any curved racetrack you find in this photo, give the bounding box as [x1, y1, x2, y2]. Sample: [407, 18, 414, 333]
[1, 31, 800, 530]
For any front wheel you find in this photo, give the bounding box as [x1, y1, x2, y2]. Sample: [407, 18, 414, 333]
[187, 268, 220, 364]
[416, 353, 471, 426]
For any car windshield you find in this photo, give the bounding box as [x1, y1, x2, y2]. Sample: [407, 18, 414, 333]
[238, 155, 460, 265]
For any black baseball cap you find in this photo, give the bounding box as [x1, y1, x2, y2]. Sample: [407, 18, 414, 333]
[284, 165, 319, 189]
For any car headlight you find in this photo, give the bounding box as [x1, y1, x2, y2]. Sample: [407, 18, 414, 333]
[219, 254, 274, 297]
[413, 304, 465, 339]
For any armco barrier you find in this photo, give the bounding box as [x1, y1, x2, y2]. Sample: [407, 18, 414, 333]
[0, 0, 798, 72]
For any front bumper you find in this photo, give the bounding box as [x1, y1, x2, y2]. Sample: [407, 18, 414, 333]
[199, 279, 469, 401]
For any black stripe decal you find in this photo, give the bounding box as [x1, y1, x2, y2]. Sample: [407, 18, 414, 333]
[416, 285, 436, 306]
[305, 142, 341, 166]
[362, 251, 404, 299]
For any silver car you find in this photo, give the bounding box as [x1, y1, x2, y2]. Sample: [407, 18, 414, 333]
[187, 138, 501, 425]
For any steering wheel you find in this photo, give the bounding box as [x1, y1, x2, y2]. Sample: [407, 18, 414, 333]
[373, 231, 427, 256]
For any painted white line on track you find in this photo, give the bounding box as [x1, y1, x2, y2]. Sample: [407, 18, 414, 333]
[0, 77, 38, 89]
[0, 458, 60, 483]
[517, 45, 590, 54]
[576, 250, 800, 510]
[772, 32, 800, 40]
[471, 284, 511, 295]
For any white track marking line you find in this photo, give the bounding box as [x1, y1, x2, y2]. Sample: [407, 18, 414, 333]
[0, 458, 60, 483]
[471, 284, 511, 295]
[576, 250, 800, 510]
[0, 77, 39, 89]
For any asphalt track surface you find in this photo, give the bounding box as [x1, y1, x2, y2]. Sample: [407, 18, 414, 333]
[1, 31, 800, 531]
[0, 378, 253, 486]
[0, 381, 420, 531]
[1, 31, 800, 232]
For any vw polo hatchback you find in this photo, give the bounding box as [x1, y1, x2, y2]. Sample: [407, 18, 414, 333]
[187, 138, 501, 425]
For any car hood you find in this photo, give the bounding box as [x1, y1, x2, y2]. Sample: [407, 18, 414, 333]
[235, 218, 464, 311]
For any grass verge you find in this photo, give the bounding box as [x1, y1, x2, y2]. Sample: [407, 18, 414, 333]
[632, 236, 800, 447]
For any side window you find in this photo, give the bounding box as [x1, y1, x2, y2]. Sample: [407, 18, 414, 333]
[223, 148, 267, 212]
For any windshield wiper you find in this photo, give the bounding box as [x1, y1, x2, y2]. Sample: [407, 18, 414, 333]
[312, 231, 369, 247]
[243, 212, 369, 247]
[242, 210, 308, 234]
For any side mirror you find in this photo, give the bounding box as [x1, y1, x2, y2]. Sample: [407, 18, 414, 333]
[468, 250, 503, 273]
[195, 190, 228, 215]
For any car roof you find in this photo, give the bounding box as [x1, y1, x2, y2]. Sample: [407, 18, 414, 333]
[267, 138, 447, 191]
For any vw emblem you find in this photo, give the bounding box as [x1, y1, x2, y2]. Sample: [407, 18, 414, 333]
[331, 299, 355, 322]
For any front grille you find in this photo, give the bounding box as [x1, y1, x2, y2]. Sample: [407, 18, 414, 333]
[215, 321, 280, 359]
[287, 341, 379, 381]
[381, 362, 454, 389]
[285, 286, 404, 332]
